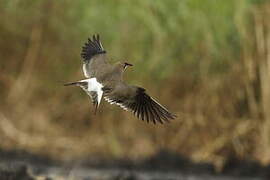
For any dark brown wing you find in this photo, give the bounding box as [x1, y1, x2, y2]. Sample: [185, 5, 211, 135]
[81, 34, 106, 62]
[104, 86, 176, 124]
[81, 34, 108, 78]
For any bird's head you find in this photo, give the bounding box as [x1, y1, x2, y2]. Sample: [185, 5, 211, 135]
[123, 62, 133, 70]
[116, 61, 133, 71]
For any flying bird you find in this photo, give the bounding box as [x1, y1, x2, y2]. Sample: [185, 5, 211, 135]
[64, 34, 176, 124]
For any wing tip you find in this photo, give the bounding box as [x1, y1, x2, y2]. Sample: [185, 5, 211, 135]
[81, 34, 106, 62]
[142, 90, 176, 125]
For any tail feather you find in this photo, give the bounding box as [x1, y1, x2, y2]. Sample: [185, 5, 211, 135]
[64, 82, 79, 86]
[94, 103, 98, 115]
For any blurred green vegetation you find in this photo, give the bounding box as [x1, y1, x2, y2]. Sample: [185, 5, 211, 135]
[1, 0, 270, 170]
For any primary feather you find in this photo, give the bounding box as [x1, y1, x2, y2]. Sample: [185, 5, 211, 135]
[81, 34, 106, 62]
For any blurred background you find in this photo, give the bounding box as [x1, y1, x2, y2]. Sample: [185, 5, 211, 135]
[1, 0, 270, 174]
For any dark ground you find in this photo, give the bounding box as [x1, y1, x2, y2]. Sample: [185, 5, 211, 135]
[0, 149, 269, 180]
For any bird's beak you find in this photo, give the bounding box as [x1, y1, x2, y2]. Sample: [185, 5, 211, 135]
[125, 63, 133, 67]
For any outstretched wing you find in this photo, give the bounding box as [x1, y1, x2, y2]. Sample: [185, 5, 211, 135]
[104, 84, 176, 124]
[81, 34, 108, 78]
